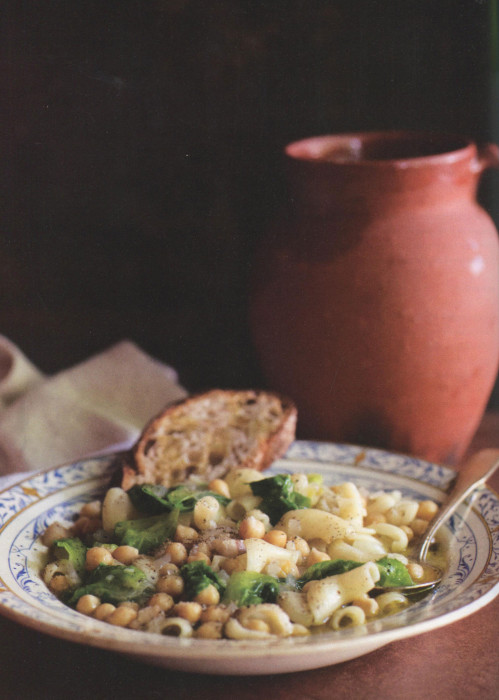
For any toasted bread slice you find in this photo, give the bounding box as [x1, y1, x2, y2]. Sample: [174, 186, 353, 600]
[121, 389, 297, 489]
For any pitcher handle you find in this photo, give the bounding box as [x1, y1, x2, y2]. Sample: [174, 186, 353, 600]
[473, 142, 499, 173]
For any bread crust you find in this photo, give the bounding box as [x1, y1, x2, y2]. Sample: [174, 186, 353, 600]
[120, 389, 297, 489]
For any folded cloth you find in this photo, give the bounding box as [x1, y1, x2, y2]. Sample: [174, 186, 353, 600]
[0, 337, 187, 474]
[0, 335, 45, 409]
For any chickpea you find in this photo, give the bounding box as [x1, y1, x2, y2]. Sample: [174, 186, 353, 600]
[200, 605, 231, 624]
[129, 605, 162, 629]
[410, 518, 429, 536]
[174, 524, 198, 543]
[192, 541, 211, 556]
[148, 593, 175, 612]
[208, 478, 231, 499]
[286, 536, 310, 557]
[107, 605, 138, 627]
[211, 538, 243, 558]
[80, 500, 102, 518]
[72, 516, 90, 537]
[417, 500, 439, 521]
[194, 584, 220, 606]
[113, 545, 139, 565]
[76, 594, 101, 616]
[159, 562, 179, 577]
[187, 551, 211, 565]
[239, 516, 266, 540]
[306, 548, 331, 567]
[41, 522, 72, 547]
[48, 574, 70, 594]
[174, 601, 203, 624]
[232, 555, 248, 572]
[165, 542, 187, 566]
[195, 621, 223, 639]
[263, 530, 287, 548]
[85, 546, 114, 571]
[407, 562, 425, 581]
[73, 516, 101, 537]
[156, 575, 184, 597]
[219, 557, 239, 575]
[94, 603, 116, 620]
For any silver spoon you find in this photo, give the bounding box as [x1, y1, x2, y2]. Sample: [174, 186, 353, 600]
[375, 448, 499, 593]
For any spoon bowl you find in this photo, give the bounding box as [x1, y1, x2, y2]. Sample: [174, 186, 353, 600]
[374, 449, 499, 593]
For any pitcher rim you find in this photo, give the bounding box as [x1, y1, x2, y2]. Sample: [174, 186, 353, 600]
[285, 130, 477, 168]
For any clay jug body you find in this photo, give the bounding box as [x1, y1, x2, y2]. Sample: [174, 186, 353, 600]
[249, 132, 499, 464]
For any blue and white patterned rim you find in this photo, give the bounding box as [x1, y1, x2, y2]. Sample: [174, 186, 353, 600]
[0, 441, 497, 672]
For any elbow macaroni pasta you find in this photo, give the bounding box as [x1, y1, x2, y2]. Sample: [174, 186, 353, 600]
[303, 561, 380, 625]
[277, 508, 355, 543]
[330, 605, 366, 630]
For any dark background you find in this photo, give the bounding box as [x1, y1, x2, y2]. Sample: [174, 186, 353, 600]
[1, 1, 498, 404]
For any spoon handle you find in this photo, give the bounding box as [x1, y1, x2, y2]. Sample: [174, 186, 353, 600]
[417, 449, 499, 560]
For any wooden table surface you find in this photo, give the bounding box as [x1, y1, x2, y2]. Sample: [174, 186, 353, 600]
[1, 415, 498, 700]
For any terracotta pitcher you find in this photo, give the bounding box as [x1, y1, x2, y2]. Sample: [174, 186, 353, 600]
[249, 131, 499, 464]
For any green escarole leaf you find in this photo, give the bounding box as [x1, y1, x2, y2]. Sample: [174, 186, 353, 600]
[180, 561, 226, 599]
[296, 557, 414, 590]
[249, 475, 311, 524]
[126, 484, 174, 514]
[91, 542, 118, 552]
[190, 490, 230, 507]
[224, 571, 280, 606]
[66, 563, 153, 607]
[114, 509, 179, 553]
[375, 556, 414, 587]
[297, 559, 363, 589]
[127, 484, 229, 515]
[52, 537, 87, 577]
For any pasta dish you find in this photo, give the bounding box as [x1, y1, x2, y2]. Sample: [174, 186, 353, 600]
[40, 468, 439, 639]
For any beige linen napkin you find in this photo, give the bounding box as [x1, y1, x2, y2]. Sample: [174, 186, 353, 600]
[0, 337, 187, 475]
